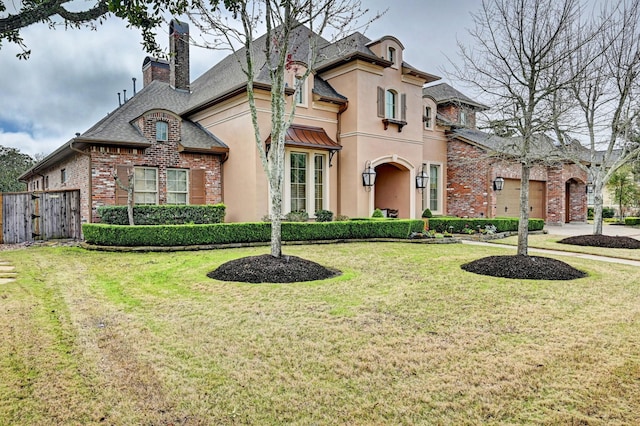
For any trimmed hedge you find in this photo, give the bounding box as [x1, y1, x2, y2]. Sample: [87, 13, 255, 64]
[82, 219, 425, 247]
[625, 217, 640, 226]
[97, 204, 226, 225]
[427, 217, 544, 233]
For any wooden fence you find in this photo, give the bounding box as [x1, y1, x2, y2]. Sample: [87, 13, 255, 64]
[1, 190, 82, 244]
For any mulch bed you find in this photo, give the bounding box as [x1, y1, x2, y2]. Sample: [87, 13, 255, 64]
[461, 255, 588, 280]
[208, 254, 341, 283]
[558, 234, 640, 249]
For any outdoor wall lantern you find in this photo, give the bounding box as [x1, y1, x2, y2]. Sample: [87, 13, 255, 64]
[493, 176, 505, 191]
[586, 182, 594, 194]
[416, 165, 429, 191]
[362, 161, 377, 190]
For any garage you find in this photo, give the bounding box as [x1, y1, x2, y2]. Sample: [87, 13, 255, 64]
[496, 179, 546, 220]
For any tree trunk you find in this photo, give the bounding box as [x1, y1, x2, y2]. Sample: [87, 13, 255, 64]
[592, 181, 604, 235]
[517, 163, 531, 256]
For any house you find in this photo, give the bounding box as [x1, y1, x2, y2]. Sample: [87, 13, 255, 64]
[423, 83, 588, 224]
[20, 19, 588, 225]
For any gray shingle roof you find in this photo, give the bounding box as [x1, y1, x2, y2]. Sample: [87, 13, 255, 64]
[423, 83, 488, 110]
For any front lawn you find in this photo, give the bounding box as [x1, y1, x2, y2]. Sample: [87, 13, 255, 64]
[1, 243, 639, 424]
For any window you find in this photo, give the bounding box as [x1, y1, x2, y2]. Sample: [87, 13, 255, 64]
[44, 176, 49, 189]
[288, 151, 328, 215]
[167, 169, 188, 204]
[134, 167, 158, 205]
[459, 110, 467, 126]
[295, 76, 305, 105]
[156, 121, 168, 141]
[61, 169, 67, 184]
[429, 164, 440, 211]
[290, 152, 307, 212]
[388, 46, 396, 63]
[385, 90, 397, 119]
[424, 106, 432, 129]
[314, 154, 325, 212]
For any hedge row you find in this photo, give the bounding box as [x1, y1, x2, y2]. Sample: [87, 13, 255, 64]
[625, 217, 640, 226]
[97, 204, 226, 225]
[82, 219, 425, 247]
[427, 217, 544, 233]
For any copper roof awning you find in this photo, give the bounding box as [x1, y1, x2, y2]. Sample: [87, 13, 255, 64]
[265, 124, 342, 165]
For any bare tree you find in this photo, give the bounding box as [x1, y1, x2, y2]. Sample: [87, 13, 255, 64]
[552, 0, 640, 235]
[187, 0, 375, 258]
[456, 0, 593, 255]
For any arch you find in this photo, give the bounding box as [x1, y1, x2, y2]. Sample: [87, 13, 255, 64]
[564, 177, 587, 223]
[368, 155, 418, 218]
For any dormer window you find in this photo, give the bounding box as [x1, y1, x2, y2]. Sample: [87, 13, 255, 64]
[156, 121, 168, 141]
[424, 106, 432, 129]
[459, 110, 467, 127]
[388, 46, 396, 64]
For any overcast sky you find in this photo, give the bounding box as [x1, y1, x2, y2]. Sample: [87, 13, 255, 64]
[0, 0, 480, 157]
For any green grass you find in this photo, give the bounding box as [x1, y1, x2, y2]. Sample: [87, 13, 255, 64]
[1, 243, 639, 424]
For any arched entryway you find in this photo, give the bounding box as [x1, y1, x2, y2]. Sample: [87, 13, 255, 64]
[373, 162, 411, 218]
[565, 178, 587, 223]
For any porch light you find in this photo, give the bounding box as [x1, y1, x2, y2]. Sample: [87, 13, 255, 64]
[586, 182, 594, 194]
[362, 161, 376, 189]
[493, 177, 505, 191]
[416, 165, 429, 191]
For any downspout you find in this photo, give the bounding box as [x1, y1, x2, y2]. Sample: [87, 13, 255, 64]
[336, 101, 348, 216]
[69, 139, 93, 223]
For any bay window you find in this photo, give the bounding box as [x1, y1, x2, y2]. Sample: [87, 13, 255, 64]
[287, 151, 328, 215]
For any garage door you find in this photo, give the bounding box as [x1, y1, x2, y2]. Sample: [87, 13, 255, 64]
[496, 179, 546, 219]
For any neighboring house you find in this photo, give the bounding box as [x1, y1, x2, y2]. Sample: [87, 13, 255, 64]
[423, 83, 588, 225]
[20, 20, 588, 225]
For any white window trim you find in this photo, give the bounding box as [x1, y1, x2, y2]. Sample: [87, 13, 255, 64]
[134, 166, 159, 205]
[424, 162, 443, 215]
[284, 149, 330, 217]
[424, 106, 433, 129]
[294, 76, 307, 107]
[156, 121, 169, 141]
[385, 89, 397, 119]
[167, 168, 189, 205]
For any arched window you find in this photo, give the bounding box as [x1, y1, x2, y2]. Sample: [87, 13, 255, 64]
[388, 46, 396, 63]
[156, 121, 168, 141]
[385, 90, 397, 119]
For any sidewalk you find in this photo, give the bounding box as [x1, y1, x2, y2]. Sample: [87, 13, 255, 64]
[462, 222, 640, 267]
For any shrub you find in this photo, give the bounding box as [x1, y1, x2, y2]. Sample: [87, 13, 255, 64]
[335, 214, 349, 221]
[97, 204, 226, 225]
[284, 211, 309, 222]
[82, 219, 425, 247]
[603, 207, 615, 219]
[625, 217, 640, 226]
[428, 217, 544, 233]
[315, 210, 334, 222]
[421, 208, 433, 218]
[587, 207, 594, 220]
[372, 208, 384, 218]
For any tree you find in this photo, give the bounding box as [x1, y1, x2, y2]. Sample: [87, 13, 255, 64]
[552, 0, 640, 235]
[0, 0, 216, 58]
[456, 0, 591, 255]
[607, 165, 640, 221]
[187, 0, 374, 258]
[0, 145, 35, 192]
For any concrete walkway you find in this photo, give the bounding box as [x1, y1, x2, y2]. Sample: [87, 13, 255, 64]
[463, 222, 640, 267]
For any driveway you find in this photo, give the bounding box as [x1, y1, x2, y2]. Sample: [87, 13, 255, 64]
[545, 222, 640, 239]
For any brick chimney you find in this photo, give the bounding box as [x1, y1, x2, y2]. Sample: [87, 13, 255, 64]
[142, 57, 170, 87]
[169, 19, 190, 91]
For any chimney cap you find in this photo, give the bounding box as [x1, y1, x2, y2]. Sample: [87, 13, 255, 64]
[170, 19, 189, 36]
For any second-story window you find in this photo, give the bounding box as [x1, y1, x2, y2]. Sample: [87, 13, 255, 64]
[459, 110, 467, 126]
[385, 90, 397, 119]
[424, 106, 432, 129]
[156, 121, 168, 141]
